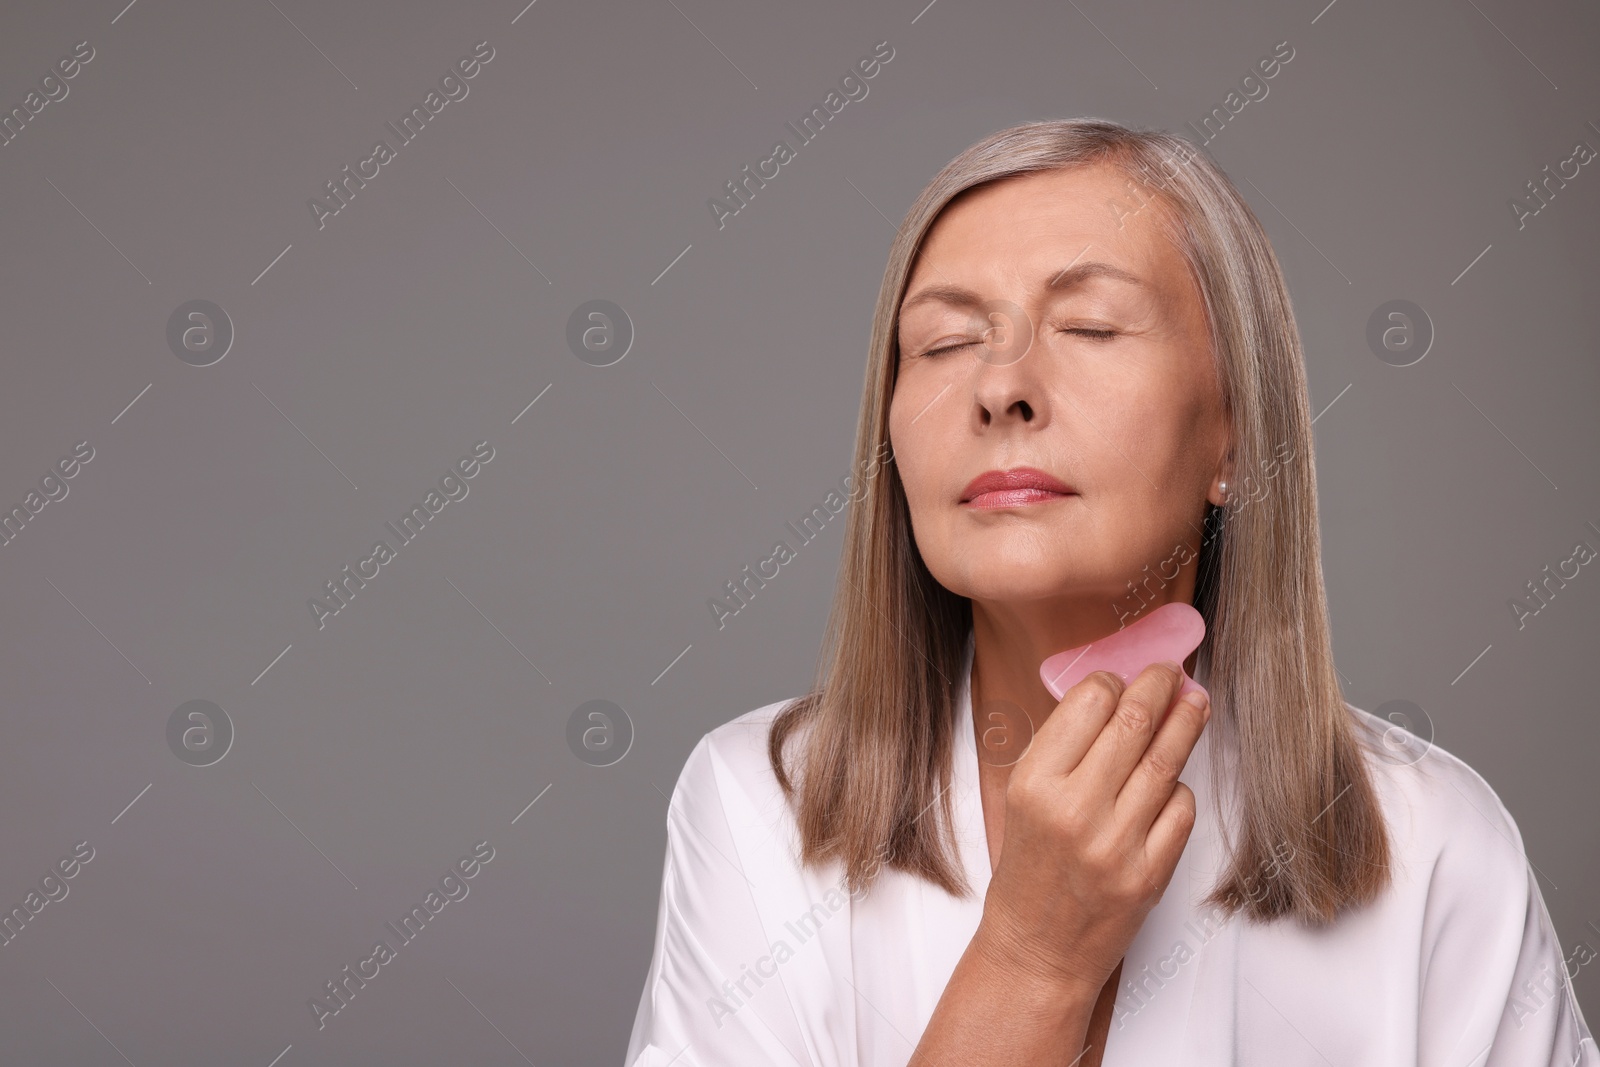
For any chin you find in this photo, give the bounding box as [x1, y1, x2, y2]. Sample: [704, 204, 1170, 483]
[929, 558, 1077, 603]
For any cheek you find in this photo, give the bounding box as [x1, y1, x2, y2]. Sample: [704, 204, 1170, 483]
[887, 403, 931, 506]
[1131, 407, 1201, 476]
[888, 386, 957, 516]
[1124, 403, 1222, 507]
[1099, 352, 1217, 458]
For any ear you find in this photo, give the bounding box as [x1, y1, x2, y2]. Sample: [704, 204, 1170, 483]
[1207, 440, 1235, 509]
[1207, 475, 1230, 509]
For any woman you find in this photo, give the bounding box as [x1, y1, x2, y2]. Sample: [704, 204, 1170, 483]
[624, 118, 1597, 1066]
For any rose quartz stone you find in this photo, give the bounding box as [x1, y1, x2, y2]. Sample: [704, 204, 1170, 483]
[1038, 601, 1209, 705]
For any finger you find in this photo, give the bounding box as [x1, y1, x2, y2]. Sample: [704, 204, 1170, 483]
[1073, 661, 1187, 800]
[1114, 688, 1209, 834]
[1019, 669, 1126, 779]
[1144, 781, 1197, 882]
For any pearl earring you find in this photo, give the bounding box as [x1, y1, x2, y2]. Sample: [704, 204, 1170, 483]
[1218, 481, 1228, 499]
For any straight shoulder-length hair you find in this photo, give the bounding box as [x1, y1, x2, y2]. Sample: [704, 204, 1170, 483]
[766, 117, 1391, 925]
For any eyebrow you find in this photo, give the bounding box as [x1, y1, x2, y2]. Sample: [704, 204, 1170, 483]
[899, 261, 1146, 314]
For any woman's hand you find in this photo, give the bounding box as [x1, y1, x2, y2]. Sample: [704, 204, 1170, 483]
[972, 661, 1210, 1000]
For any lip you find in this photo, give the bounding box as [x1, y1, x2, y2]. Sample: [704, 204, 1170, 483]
[960, 467, 1076, 508]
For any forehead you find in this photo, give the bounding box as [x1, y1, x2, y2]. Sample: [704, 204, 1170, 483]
[902, 162, 1188, 300]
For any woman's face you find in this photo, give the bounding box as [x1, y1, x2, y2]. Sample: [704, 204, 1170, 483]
[889, 162, 1231, 625]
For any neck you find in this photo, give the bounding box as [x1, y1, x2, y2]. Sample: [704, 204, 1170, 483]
[968, 584, 1199, 734]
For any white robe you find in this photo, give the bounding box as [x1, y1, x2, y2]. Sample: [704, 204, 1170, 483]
[625, 633, 1598, 1065]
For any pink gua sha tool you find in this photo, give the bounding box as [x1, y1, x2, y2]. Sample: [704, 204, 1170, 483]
[1038, 601, 1209, 707]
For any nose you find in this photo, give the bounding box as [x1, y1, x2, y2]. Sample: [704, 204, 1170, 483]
[970, 301, 1045, 427]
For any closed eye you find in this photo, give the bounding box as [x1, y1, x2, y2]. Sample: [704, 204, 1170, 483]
[917, 326, 1116, 358]
[918, 340, 980, 359]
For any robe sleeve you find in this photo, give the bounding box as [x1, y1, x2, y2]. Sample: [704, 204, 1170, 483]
[624, 734, 823, 1067]
[1415, 766, 1598, 1067]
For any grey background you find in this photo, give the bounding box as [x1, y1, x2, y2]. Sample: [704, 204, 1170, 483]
[0, 0, 1596, 1062]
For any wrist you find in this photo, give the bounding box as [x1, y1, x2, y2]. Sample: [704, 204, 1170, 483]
[967, 921, 1105, 1012]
